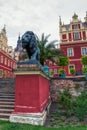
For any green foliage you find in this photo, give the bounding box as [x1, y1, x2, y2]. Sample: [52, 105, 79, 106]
[59, 88, 73, 116]
[36, 33, 63, 65]
[58, 68, 66, 74]
[70, 68, 76, 75]
[82, 67, 87, 74]
[73, 91, 87, 121]
[81, 55, 87, 66]
[58, 56, 70, 66]
[49, 70, 54, 76]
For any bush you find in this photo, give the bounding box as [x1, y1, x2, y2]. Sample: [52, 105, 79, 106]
[82, 67, 87, 74]
[73, 91, 87, 121]
[59, 88, 73, 116]
[70, 68, 76, 75]
[58, 68, 66, 75]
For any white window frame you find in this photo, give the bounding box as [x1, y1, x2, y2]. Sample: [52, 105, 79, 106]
[1, 56, 3, 63]
[68, 64, 75, 74]
[67, 48, 74, 57]
[81, 47, 87, 56]
[4, 58, 7, 65]
[0, 69, 2, 78]
[8, 60, 10, 66]
[73, 24, 79, 29]
[54, 69, 57, 74]
[74, 32, 80, 39]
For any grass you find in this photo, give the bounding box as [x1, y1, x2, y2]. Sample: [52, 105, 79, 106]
[0, 120, 87, 130]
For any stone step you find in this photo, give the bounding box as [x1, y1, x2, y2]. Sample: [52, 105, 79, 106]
[0, 96, 15, 101]
[0, 101, 14, 105]
[0, 78, 15, 120]
[0, 98, 14, 102]
[0, 113, 11, 119]
[0, 93, 15, 95]
[0, 104, 14, 109]
[0, 108, 14, 113]
[0, 118, 9, 121]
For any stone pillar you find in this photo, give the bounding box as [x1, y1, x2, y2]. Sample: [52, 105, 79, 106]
[10, 63, 50, 125]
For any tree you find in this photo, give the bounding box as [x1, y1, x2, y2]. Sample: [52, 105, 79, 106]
[58, 56, 70, 68]
[36, 33, 63, 65]
[81, 55, 87, 80]
[81, 55, 87, 67]
[82, 67, 87, 74]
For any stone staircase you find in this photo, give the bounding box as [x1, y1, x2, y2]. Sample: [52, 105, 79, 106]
[0, 78, 15, 120]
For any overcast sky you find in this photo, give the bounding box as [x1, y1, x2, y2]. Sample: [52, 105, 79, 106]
[0, 0, 87, 48]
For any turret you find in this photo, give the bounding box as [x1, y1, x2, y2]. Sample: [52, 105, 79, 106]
[84, 11, 87, 22]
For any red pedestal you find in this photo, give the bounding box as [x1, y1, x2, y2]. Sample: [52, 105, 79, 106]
[10, 64, 50, 125]
[14, 73, 50, 113]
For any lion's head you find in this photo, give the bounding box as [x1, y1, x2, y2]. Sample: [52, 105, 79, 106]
[21, 31, 37, 49]
[21, 31, 40, 61]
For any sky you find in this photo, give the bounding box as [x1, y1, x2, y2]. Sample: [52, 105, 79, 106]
[0, 0, 87, 48]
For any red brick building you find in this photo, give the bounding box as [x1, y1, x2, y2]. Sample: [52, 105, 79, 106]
[46, 13, 87, 77]
[0, 26, 17, 78]
[59, 12, 87, 76]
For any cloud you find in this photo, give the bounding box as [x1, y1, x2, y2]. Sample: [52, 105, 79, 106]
[0, 0, 87, 47]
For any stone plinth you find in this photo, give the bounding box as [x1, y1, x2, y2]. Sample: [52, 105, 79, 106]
[10, 63, 50, 125]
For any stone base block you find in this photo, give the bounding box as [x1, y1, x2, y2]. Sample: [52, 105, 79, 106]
[9, 111, 47, 125]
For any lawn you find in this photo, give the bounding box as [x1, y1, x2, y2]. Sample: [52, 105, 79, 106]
[0, 120, 87, 130]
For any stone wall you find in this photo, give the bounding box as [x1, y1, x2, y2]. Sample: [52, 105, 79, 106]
[50, 79, 87, 102]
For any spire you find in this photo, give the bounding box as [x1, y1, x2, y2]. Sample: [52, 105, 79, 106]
[84, 11, 87, 22]
[59, 16, 62, 33]
[18, 33, 21, 42]
[17, 33, 21, 45]
[72, 12, 78, 19]
[15, 33, 22, 51]
[86, 11, 87, 17]
[1, 24, 6, 35]
[59, 16, 62, 26]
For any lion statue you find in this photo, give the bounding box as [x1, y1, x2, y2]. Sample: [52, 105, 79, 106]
[21, 31, 40, 62]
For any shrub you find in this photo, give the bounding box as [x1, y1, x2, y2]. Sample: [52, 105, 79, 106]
[58, 68, 66, 75]
[49, 70, 54, 77]
[59, 88, 73, 116]
[82, 67, 87, 74]
[73, 91, 87, 121]
[70, 68, 76, 75]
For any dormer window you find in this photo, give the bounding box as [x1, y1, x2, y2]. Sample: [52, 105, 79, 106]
[73, 24, 79, 29]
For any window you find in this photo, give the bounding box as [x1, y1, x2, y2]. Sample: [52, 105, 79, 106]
[68, 65, 75, 74]
[62, 34, 66, 39]
[0, 69, 2, 78]
[67, 48, 74, 57]
[73, 24, 79, 29]
[4, 58, 7, 65]
[1, 56, 3, 63]
[81, 47, 87, 55]
[69, 65, 74, 69]
[11, 62, 13, 68]
[74, 32, 80, 39]
[49, 69, 54, 77]
[54, 69, 57, 74]
[49, 61, 52, 66]
[8, 60, 10, 66]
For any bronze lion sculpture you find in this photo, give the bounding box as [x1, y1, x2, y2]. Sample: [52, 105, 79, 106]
[21, 31, 40, 62]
